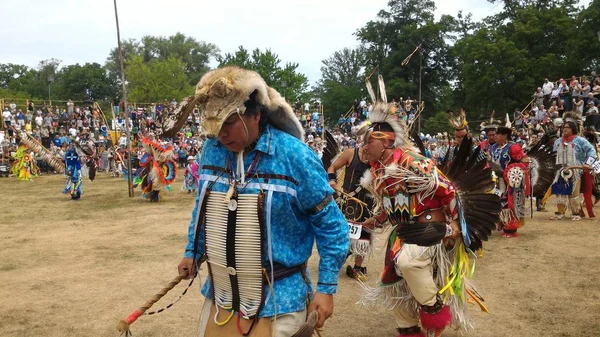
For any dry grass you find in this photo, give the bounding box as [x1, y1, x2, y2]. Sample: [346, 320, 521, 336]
[0, 173, 599, 337]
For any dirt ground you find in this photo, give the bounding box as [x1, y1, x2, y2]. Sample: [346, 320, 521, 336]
[1, 174, 599, 337]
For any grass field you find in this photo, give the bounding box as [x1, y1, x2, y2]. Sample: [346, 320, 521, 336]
[0, 173, 599, 337]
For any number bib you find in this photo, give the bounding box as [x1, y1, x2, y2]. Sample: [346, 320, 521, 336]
[348, 222, 362, 240]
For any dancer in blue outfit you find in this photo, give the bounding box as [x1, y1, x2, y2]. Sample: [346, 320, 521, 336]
[176, 67, 349, 337]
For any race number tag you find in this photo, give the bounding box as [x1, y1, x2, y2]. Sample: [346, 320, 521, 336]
[348, 222, 362, 240]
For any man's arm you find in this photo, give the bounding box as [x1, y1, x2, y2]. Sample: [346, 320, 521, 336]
[178, 146, 211, 279]
[326, 148, 353, 189]
[326, 148, 352, 174]
[296, 146, 349, 327]
[580, 137, 598, 161]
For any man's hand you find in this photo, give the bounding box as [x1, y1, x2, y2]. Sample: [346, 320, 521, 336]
[362, 217, 376, 230]
[329, 180, 337, 190]
[449, 220, 461, 239]
[177, 257, 196, 280]
[308, 293, 334, 328]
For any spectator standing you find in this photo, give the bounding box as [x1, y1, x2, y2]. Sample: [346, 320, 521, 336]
[557, 99, 566, 118]
[113, 96, 120, 115]
[586, 102, 598, 115]
[542, 79, 554, 108]
[3, 108, 12, 128]
[534, 87, 544, 108]
[67, 99, 74, 114]
[573, 96, 584, 114]
[581, 80, 591, 106]
[35, 113, 43, 127]
[44, 113, 53, 128]
[16, 109, 25, 127]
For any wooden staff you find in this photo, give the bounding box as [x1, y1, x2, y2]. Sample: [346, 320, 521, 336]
[520, 98, 535, 114]
[343, 105, 355, 119]
[117, 274, 187, 336]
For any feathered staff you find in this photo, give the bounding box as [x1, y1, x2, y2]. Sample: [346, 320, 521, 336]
[401, 44, 422, 66]
[17, 129, 64, 173]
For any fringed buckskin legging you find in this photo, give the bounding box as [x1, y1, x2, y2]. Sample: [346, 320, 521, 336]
[556, 177, 582, 215]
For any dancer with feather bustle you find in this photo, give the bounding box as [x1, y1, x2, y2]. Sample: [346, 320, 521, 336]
[489, 126, 530, 237]
[358, 75, 499, 337]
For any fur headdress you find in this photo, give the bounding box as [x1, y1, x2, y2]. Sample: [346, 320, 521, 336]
[447, 109, 469, 131]
[194, 66, 304, 140]
[363, 74, 413, 149]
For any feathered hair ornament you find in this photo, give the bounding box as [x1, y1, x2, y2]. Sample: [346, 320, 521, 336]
[447, 109, 469, 131]
[563, 111, 581, 124]
[363, 73, 414, 149]
[479, 110, 502, 131]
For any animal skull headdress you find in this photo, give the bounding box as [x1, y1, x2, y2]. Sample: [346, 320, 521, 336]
[195, 66, 304, 141]
[159, 67, 304, 141]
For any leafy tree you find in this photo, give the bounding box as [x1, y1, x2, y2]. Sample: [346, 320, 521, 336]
[5, 59, 62, 100]
[106, 33, 218, 88]
[218, 46, 309, 103]
[0, 64, 30, 89]
[315, 47, 366, 123]
[355, 0, 457, 118]
[422, 111, 454, 135]
[125, 55, 192, 103]
[54, 63, 117, 101]
[451, 0, 595, 118]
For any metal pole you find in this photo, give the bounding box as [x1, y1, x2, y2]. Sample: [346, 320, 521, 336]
[113, 0, 134, 197]
[418, 45, 422, 134]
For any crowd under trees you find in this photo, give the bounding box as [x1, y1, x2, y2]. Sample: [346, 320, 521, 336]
[1, 0, 599, 134]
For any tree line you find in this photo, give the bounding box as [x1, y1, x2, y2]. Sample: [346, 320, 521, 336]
[1, 0, 599, 134]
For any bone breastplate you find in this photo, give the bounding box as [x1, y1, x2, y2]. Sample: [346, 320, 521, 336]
[556, 141, 577, 166]
[202, 190, 265, 319]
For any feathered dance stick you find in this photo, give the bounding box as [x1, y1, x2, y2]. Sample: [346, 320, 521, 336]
[116, 273, 195, 336]
[291, 311, 322, 337]
[401, 44, 422, 66]
[17, 129, 65, 173]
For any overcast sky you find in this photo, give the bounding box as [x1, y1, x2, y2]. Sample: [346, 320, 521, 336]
[1, 0, 501, 84]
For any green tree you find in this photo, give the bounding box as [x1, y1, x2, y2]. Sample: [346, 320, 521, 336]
[422, 111, 454, 135]
[0, 64, 30, 89]
[451, 0, 593, 118]
[5, 59, 61, 100]
[218, 46, 309, 103]
[54, 63, 117, 101]
[315, 47, 366, 124]
[355, 0, 457, 118]
[106, 33, 218, 87]
[125, 55, 192, 103]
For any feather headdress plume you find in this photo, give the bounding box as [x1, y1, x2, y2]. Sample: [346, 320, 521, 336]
[479, 110, 502, 131]
[563, 111, 581, 124]
[447, 109, 469, 131]
[363, 74, 414, 149]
